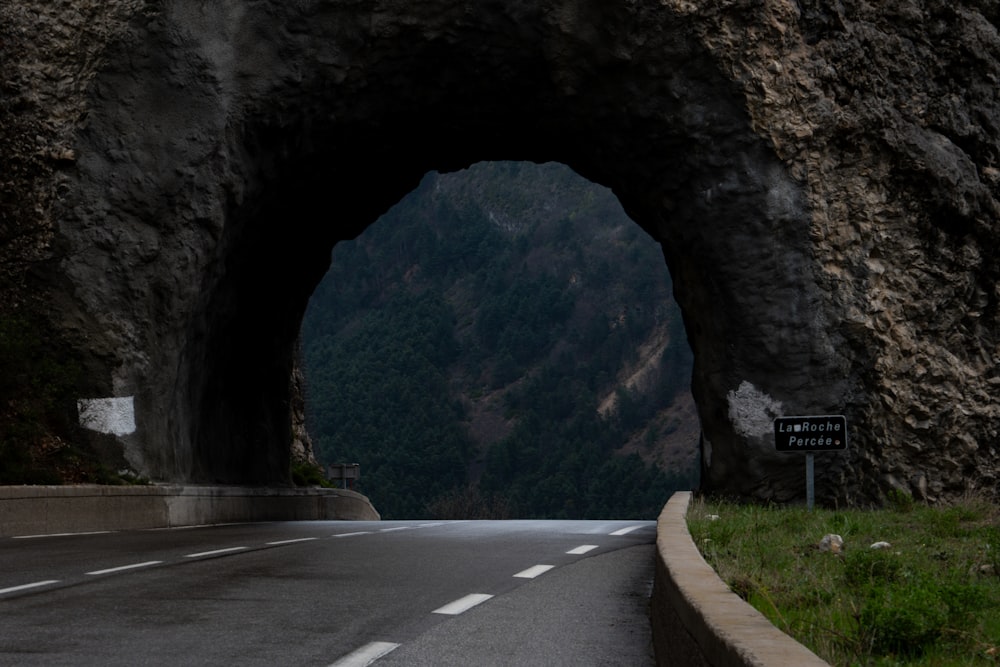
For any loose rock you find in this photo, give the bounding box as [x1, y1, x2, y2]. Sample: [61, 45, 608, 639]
[819, 534, 844, 554]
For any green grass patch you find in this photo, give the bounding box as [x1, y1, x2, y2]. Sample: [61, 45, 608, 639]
[291, 459, 334, 488]
[688, 495, 1000, 666]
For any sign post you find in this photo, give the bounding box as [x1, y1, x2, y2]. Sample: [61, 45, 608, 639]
[805, 452, 814, 510]
[773, 415, 847, 510]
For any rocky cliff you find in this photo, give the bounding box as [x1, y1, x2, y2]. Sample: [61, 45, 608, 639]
[1, 0, 998, 503]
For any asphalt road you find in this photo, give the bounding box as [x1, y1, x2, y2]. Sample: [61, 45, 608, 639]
[0, 519, 657, 666]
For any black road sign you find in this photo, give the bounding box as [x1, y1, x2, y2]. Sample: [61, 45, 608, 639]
[774, 415, 847, 452]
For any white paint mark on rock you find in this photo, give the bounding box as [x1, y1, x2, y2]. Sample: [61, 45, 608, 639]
[726, 381, 783, 439]
[77, 396, 136, 436]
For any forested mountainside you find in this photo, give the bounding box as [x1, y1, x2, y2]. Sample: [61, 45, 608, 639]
[300, 162, 699, 519]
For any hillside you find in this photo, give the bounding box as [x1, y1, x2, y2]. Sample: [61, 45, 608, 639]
[300, 161, 699, 519]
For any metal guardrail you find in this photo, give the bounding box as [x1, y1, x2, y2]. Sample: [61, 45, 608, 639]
[326, 463, 360, 490]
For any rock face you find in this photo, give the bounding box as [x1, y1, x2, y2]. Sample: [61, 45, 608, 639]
[2, 1, 999, 501]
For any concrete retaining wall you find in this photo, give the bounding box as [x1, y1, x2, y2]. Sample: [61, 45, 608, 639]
[651, 491, 830, 667]
[0, 485, 379, 537]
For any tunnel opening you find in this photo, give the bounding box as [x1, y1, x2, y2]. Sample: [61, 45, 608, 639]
[177, 37, 774, 491]
[173, 40, 829, 499]
[182, 91, 827, 501]
[299, 161, 699, 519]
[53, 1, 849, 503]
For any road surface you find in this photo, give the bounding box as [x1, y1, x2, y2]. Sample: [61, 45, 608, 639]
[0, 519, 657, 666]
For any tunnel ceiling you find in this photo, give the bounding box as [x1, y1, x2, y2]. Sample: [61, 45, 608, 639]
[3, 0, 1000, 503]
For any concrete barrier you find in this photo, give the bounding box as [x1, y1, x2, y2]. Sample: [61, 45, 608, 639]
[0, 484, 379, 537]
[651, 491, 829, 667]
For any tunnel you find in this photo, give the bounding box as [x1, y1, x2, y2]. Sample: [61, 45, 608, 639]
[48, 1, 850, 500]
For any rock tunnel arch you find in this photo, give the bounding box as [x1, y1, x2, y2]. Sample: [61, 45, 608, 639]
[53, 1, 849, 499]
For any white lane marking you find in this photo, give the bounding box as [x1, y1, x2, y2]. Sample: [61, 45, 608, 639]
[184, 546, 248, 558]
[567, 544, 599, 555]
[13, 531, 112, 539]
[418, 522, 444, 528]
[332, 531, 372, 538]
[147, 522, 246, 531]
[610, 525, 643, 536]
[432, 593, 493, 615]
[379, 527, 410, 533]
[266, 537, 318, 546]
[327, 641, 401, 667]
[86, 561, 162, 576]
[0, 580, 60, 595]
[513, 564, 555, 579]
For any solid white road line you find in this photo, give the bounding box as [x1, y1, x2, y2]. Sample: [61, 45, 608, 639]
[567, 544, 599, 555]
[332, 531, 372, 538]
[12, 531, 111, 539]
[327, 641, 401, 667]
[266, 537, 318, 546]
[86, 561, 162, 576]
[184, 546, 248, 558]
[610, 525, 643, 536]
[147, 522, 244, 531]
[513, 564, 555, 579]
[432, 593, 494, 615]
[0, 580, 59, 595]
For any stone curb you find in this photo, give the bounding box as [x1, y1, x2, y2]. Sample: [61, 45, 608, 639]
[0, 484, 380, 536]
[651, 491, 830, 667]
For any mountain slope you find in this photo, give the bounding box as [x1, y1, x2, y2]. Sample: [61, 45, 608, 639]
[301, 161, 699, 519]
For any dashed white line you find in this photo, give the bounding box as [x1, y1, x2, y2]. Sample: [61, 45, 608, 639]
[332, 531, 372, 538]
[513, 564, 555, 579]
[184, 546, 248, 558]
[567, 544, 599, 555]
[86, 561, 162, 576]
[610, 525, 643, 536]
[0, 580, 59, 595]
[418, 522, 444, 528]
[327, 641, 401, 667]
[266, 537, 318, 546]
[379, 527, 410, 533]
[432, 593, 493, 615]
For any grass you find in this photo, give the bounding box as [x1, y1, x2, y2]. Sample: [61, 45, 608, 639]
[687, 494, 1000, 666]
[291, 460, 334, 488]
